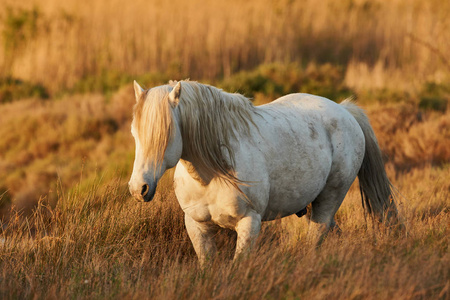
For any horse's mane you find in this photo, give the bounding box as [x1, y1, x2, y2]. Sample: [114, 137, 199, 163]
[133, 81, 256, 188]
[133, 84, 174, 171]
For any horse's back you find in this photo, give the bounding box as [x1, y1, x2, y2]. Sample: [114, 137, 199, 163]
[259, 93, 364, 147]
[263, 93, 346, 116]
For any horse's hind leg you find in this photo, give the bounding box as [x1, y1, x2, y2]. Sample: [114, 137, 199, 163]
[308, 183, 350, 246]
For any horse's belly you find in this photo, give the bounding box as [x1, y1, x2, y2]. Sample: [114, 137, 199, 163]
[263, 164, 329, 220]
[262, 137, 332, 220]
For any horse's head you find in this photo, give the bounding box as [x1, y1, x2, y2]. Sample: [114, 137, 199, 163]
[128, 81, 183, 202]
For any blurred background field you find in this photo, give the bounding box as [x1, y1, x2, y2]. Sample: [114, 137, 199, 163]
[0, 0, 449, 100]
[0, 0, 448, 299]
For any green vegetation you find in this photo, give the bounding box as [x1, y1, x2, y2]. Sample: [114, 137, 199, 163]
[0, 77, 48, 103]
[68, 71, 171, 98]
[1, 6, 41, 76]
[419, 82, 450, 112]
[220, 63, 352, 103]
[2, 6, 40, 51]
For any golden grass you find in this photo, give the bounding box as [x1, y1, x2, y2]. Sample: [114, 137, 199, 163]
[0, 84, 448, 298]
[0, 0, 449, 93]
[366, 102, 450, 169]
[0, 86, 136, 215]
[0, 1, 449, 296]
[0, 164, 448, 299]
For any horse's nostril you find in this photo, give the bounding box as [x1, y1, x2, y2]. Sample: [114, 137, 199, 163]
[141, 184, 149, 197]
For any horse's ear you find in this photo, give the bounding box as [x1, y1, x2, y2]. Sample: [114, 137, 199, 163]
[168, 81, 181, 107]
[133, 80, 145, 102]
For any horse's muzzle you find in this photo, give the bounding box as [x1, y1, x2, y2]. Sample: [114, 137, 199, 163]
[129, 183, 156, 202]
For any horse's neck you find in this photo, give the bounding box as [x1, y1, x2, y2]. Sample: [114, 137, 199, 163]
[176, 95, 255, 186]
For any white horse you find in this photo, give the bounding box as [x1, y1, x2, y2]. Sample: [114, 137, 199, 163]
[128, 80, 400, 264]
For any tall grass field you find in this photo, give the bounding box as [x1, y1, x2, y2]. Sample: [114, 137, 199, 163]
[0, 0, 449, 299]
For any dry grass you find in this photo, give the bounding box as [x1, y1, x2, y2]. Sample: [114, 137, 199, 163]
[0, 0, 449, 94]
[0, 0, 449, 297]
[366, 102, 450, 169]
[0, 85, 136, 214]
[0, 86, 448, 298]
[0, 164, 448, 299]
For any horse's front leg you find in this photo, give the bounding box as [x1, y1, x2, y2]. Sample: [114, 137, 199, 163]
[234, 210, 262, 260]
[184, 214, 217, 266]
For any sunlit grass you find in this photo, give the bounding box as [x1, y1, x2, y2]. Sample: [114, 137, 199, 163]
[1, 0, 449, 95]
[0, 88, 448, 298]
[0, 162, 448, 298]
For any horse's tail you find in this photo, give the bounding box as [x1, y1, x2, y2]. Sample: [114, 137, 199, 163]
[341, 100, 401, 228]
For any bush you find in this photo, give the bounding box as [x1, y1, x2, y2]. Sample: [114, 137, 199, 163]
[69, 70, 170, 96]
[419, 97, 448, 112]
[220, 63, 353, 102]
[70, 71, 132, 96]
[356, 88, 412, 105]
[0, 77, 49, 103]
[301, 63, 353, 100]
[419, 82, 449, 112]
